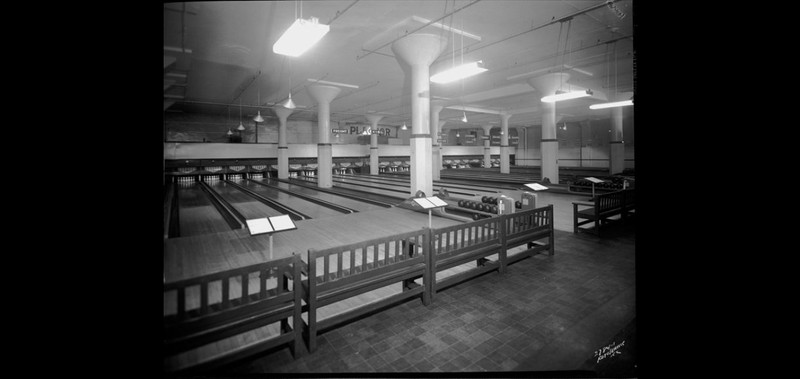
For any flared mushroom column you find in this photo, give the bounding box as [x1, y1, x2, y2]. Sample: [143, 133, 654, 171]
[307, 84, 342, 188]
[275, 106, 294, 179]
[499, 113, 511, 174]
[366, 114, 383, 175]
[391, 34, 448, 197]
[528, 73, 570, 184]
[481, 124, 492, 168]
[609, 91, 632, 175]
[431, 104, 444, 180]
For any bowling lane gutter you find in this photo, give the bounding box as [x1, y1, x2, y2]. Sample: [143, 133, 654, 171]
[222, 180, 311, 221]
[245, 179, 357, 214]
[198, 181, 246, 229]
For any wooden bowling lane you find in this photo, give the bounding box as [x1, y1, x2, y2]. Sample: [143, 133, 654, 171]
[339, 173, 504, 197]
[293, 176, 409, 201]
[256, 178, 386, 213]
[331, 173, 480, 197]
[204, 179, 286, 220]
[230, 179, 345, 220]
[279, 178, 400, 206]
[176, 182, 237, 237]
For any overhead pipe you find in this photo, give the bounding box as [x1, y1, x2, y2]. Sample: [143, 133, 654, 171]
[432, 0, 626, 65]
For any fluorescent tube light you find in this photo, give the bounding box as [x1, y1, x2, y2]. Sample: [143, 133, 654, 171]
[430, 61, 488, 84]
[589, 99, 633, 110]
[272, 17, 330, 57]
[541, 89, 593, 103]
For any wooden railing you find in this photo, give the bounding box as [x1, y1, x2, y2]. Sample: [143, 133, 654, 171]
[163, 253, 304, 373]
[305, 228, 430, 352]
[572, 189, 635, 236]
[163, 205, 555, 371]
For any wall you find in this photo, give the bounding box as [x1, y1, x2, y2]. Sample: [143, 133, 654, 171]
[513, 111, 634, 169]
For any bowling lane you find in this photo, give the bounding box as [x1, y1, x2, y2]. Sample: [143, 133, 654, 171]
[294, 176, 408, 201]
[228, 179, 345, 219]
[176, 182, 235, 237]
[255, 178, 386, 212]
[203, 179, 287, 220]
[332, 174, 498, 198]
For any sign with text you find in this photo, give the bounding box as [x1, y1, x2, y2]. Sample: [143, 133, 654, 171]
[245, 214, 297, 236]
[343, 123, 393, 137]
[412, 196, 448, 209]
[524, 183, 549, 191]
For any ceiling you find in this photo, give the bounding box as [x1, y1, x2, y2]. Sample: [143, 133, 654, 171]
[163, 0, 634, 129]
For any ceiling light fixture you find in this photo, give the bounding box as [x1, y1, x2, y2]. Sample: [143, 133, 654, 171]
[541, 89, 593, 103]
[590, 40, 632, 110]
[590, 99, 632, 110]
[541, 18, 593, 104]
[461, 111, 468, 123]
[432, 5, 487, 84]
[272, 17, 329, 57]
[253, 87, 265, 122]
[431, 60, 487, 84]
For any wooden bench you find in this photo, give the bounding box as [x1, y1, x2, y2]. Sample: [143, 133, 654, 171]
[428, 205, 554, 300]
[305, 229, 431, 352]
[163, 253, 304, 373]
[572, 188, 635, 236]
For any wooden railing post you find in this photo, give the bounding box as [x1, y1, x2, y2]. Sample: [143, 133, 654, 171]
[306, 249, 318, 353]
[291, 253, 304, 357]
[548, 205, 555, 256]
[423, 227, 433, 306]
[498, 216, 508, 274]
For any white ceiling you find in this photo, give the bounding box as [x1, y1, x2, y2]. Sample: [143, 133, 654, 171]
[163, 0, 634, 128]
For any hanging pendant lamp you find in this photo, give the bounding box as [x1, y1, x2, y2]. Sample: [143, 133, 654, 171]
[254, 87, 265, 122]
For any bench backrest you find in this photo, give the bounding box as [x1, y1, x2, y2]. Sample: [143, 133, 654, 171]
[163, 254, 300, 340]
[308, 229, 428, 294]
[505, 205, 554, 246]
[431, 215, 503, 263]
[595, 188, 635, 213]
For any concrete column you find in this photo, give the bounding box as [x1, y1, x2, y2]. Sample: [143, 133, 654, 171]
[391, 34, 448, 197]
[481, 124, 492, 168]
[528, 73, 570, 184]
[275, 106, 295, 179]
[366, 114, 383, 175]
[609, 92, 631, 175]
[499, 113, 511, 174]
[430, 104, 443, 180]
[436, 121, 446, 178]
[307, 85, 342, 188]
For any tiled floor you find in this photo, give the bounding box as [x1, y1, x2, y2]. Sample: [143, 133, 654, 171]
[210, 218, 636, 375]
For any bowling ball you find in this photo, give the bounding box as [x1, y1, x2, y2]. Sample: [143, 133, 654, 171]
[458, 200, 464, 207]
[473, 214, 480, 221]
[468, 201, 476, 209]
[477, 204, 485, 212]
[481, 196, 488, 203]
[491, 205, 498, 214]
[492, 197, 498, 204]
[515, 201, 522, 209]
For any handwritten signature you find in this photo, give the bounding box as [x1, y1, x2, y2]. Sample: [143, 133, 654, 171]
[594, 340, 625, 363]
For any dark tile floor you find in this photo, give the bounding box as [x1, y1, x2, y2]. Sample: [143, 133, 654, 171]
[212, 219, 636, 375]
